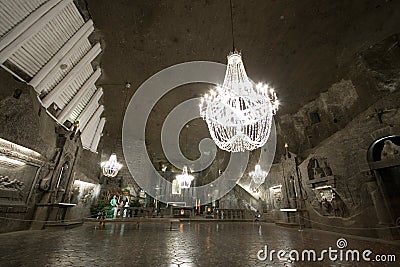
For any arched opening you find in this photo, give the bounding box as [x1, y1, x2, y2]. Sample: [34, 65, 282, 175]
[367, 135, 400, 162]
[368, 135, 400, 227]
[56, 161, 71, 201]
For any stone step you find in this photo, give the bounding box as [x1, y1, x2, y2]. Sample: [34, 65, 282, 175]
[44, 221, 83, 230]
[275, 221, 300, 228]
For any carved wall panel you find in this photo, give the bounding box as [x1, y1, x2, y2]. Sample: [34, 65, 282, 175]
[0, 163, 40, 205]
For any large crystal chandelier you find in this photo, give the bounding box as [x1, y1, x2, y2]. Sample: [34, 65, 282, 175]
[101, 153, 122, 177]
[249, 164, 268, 185]
[175, 166, 194, 189]
[200, 52, 279, 152]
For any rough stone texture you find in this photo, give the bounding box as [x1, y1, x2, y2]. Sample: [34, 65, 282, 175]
[356, 33, 400, 93]
[0, 86, 57, 159]
[75, 149, 102, 184]
[0, 69, 26, 101]
[278, 79, 363, 156]
[276, 32, 400, 158]
[295, 91, 400, 238]
[218, 185, 260, 212]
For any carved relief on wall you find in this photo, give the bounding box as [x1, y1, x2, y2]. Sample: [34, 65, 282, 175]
[0, 163, 40, 204]
[307, 157, 333, 181]
[310, 186, 348, 217]
[0, 139, 44, 205]
[381, 140, 400, 161]
[306, 157, 336, 200]
[305, 157, 348, 217]
[70, 180, 100, 206]
[0, 175, 24, 190]
[0, 175, 25, 201]
[268, 185, 282, 210]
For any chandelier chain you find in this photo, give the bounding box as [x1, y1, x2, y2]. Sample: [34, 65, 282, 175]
[230, 0, 235, 51]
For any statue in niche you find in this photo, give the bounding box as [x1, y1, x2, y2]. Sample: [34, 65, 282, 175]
[269, 187, 282, 210]
[331, 194, 347, 217]
[70, 186, 79, 204]
[381, 140, 400, 161]
[273, 195, 282, 209]
[251, 186, 259, 193]
[316, 189, 334, 215]
[81, 187, 94, 205]
[320, 195, 332, 214]
[307, 158, 325, 180]
[311, 188, 348, 217]
[307, 157, 333, 181]
[321, 158, 333, 176]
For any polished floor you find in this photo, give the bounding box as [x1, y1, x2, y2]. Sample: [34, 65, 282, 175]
[0, 222, 398, 267]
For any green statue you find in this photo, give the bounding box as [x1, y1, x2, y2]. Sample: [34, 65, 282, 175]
[110, 195, 117, 218]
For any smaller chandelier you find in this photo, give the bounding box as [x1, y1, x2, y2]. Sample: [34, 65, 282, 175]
[175, 166, 194, 189]
[101, 153, 122, 177]
[249, 164, 268, 186]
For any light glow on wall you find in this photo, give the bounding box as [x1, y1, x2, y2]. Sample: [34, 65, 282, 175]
[0, 138, 41, 158]
[73, 179, 101, 201]
[0, 155, 26, 167]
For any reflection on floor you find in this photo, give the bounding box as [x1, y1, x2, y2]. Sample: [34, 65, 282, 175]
[0, 222, 398, 267]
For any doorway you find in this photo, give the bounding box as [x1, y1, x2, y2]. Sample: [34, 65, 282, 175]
[368, 135, 400, 227]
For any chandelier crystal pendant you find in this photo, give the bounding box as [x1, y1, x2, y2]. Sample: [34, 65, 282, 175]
[101, 153, 122, 177]
[249, 164, 268, 186]
[175, 166, 194, 189]
[200, 52, 279, 152]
